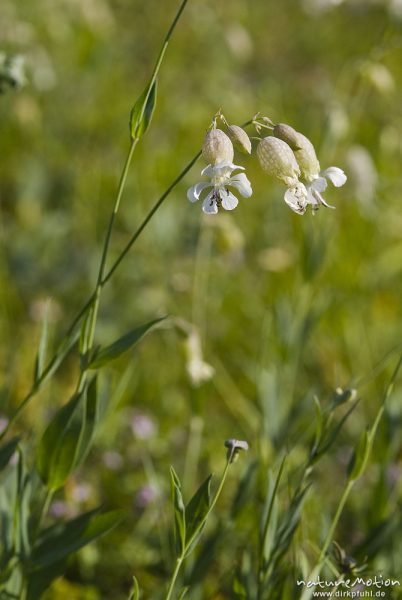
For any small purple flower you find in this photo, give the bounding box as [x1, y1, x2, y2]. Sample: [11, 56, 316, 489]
[135, 484, 159, 509]
[130, 413, 157, 440]
[49, 501, 70, 518]
[70, 482, 91, 503]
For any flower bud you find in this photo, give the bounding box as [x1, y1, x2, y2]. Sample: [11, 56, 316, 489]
[224, 439, 249, 463]
[257, 136, 300, 186]
[273, 123, 301, 150]
[227, 124, 252, 154]
[292, 133, 321, 182]
[274, 124, 320, 182]
[202, 128, 234, 165]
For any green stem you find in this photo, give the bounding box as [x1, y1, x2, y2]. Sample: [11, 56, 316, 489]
[318, 480, 354, 564]
[81, 137, 138, 363]
[0, 0, 192, 441]
[102, 150, 201, 286]
[165, 557, 184, 600]
[299, 481, 355, 600]
[165, 458, 231, 600]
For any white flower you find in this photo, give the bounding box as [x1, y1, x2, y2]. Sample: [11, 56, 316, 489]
[284, 183, 308, 215]
[306, 166, 347, 212]
[187, 161, 252, 215]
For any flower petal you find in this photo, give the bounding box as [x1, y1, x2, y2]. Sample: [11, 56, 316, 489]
[311, 176, 327, 193]
[321, 166, 347, 187]
[229, 173, 252, 198]
[201, 164, 214, 177]
[202, 191, 218, 214]
[201, 161, 244, 178]
[220, 189, 239, 211]
[313, 189, 335, 209]
[284, 185, 307, 215]
[187, 182, 211, 203]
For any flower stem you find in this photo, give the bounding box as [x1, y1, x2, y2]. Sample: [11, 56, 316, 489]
[164, 458, 231, 600]
[165, 557, 184, 600]
[0, 0, 192, 441]
[299, 480, 355, 600]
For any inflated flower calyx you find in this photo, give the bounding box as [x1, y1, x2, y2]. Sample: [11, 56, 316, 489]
[202, 128, 234, 165]
[273, 123, 302, 151]
[274, 123, 321, 182]
[257, 136, 301, 186]
[227, 124, 252, 154]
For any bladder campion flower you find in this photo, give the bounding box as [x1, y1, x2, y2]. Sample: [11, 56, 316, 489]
[226, 124, 252, 154]
[274, 123, 347, 212]
[187, 162, 252, 214]
[202, 128, 234, 165]
[257, 136, 308, 215]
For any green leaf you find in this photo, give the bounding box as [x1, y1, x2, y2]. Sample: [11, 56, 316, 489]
[348, 429, 371, 482]
[40, 326, 80, 388]
[16, 448, 31, 561]
[233, 575, 247, 599]
[36, 392, 86, 490]
[311, 400, 358, 463]
[26, 559, 67, 600]
[0, 437, 19, 472]
[88, 316, 166, 369]
[75, 376, 100, 467]
[31, 508, 124, 569]
[129, 79, 157, 140]
[128, 575, 140, 600]
[185, 474, 212, 553]
[260, 455, 287, 572]
[170, 466, 186, 556]
[177, 587, 189, 599]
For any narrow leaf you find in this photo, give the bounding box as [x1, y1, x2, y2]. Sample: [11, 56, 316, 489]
[88, 316, 166, 369]
[177, 587, 189, 599]
[260, 455, 287, 570]
[170, 466, 186, 556]
[185, 474, 212, 551]
[33, 300, 50, 383]
[39, 326, 80, 387]
[129, 79, 158, 140]
[31, 508, 125, 568]
[348, 429, 370, 482]
[75, 376, 100, 467]
[128, 575, 140, 600]
[0, 437, 19, 472]
[36, 392, 86, 490]
[26, 559, 67, 600]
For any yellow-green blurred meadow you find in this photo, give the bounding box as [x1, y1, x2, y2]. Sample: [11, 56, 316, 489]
[1, 0, 402, 598]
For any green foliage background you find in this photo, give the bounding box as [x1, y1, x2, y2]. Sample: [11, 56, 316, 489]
[1, 0, 402, 598]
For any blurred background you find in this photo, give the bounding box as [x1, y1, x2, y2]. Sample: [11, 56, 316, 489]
[1, 0, 402, 597]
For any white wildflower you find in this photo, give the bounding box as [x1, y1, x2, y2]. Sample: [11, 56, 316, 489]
[257, 136, 308, 215]
[202, 128, 234, 165]
[305, 166, 347, 212]
[185, 329, 214, 386]
[273, 123, 347, 213]
[187, 161, 252, 215]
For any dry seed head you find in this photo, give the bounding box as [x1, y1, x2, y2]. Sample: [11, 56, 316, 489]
[227, 124, 252, 154]
[257, 136, 300, 186]
[202, 128, 234, 165]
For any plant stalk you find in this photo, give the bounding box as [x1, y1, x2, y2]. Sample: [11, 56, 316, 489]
[165, 458, 231, 600]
